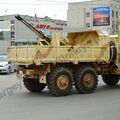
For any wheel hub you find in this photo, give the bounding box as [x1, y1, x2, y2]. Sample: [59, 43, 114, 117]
[83, 73, 94, 88]
[57, 75, 69, 90]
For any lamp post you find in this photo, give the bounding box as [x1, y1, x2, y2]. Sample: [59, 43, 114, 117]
[5, 9, 8, 15]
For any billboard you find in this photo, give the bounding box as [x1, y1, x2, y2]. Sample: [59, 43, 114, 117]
[93, 7, 110, 26]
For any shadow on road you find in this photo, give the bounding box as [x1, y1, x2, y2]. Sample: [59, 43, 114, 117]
[16, 84, 120, 98]
[0, 73, 15, 75]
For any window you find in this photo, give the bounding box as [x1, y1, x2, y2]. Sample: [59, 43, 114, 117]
[11, 25, 15, 32]
[112, 10, 114, 17]
[86, 23, 90, 28]
[116, 11, 118, 18]
[116, 21, 119, 32]
[112, 21, 115, 34]
[11, 32, 15, 40]
[0, 32, 4, 40]
[11, 20, 15, 24]
[86, 12, 90, 17]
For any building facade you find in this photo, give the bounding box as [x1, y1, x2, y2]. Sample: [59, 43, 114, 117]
[67, 0, 120, 34]
[0, 15, 67, 54]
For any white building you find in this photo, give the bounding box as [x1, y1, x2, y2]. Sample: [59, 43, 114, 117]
[67, 0, 120, 34]
[0, 14, 67, 54]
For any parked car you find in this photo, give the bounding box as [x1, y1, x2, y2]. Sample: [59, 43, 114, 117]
[0, 55, 16, 74]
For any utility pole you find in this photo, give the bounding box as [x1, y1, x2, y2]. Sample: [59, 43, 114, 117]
[5, 9, 8, 15]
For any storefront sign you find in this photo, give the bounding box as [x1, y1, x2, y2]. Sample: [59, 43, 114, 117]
[35, 24, 63, 31]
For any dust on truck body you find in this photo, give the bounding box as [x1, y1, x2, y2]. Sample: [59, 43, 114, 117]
[8, 15, 120, 96]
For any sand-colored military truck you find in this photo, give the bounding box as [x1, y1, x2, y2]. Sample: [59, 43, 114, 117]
[7, 15, 120, 96]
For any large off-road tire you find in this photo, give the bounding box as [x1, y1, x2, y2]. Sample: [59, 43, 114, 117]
[48, 67, 73, 96]
[109, 41, 117, 66]
[102, 75, 119, 86]
[74, 66, 98, 94]
[23, 78, 46, 92]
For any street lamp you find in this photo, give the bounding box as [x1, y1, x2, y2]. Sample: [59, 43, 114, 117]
[5, 9, 8, 15]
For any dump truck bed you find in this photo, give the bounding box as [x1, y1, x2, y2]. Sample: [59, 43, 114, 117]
[8, 44, 110, 66]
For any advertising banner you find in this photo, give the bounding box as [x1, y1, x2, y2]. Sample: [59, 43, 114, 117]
[93, 7, 110, 26]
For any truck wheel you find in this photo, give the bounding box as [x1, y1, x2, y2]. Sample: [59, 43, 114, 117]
[23, 78, 46, 92]
[75, 66, 98, 94]
[102, 75, 119, 86]
[109, 41, 117, 66]
[48, 67, 73, 96]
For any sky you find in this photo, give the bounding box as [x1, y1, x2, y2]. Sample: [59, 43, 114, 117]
[0, 0, 92, 20]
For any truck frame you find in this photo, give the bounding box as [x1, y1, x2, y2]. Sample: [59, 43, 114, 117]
[8, 15, 120, 96]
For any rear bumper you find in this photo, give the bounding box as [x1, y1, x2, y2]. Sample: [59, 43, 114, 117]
[16, 69, 47, 84]
[16, 69, 38, 80]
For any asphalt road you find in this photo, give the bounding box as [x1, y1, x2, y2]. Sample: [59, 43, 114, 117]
[0, 73, 120, 120]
